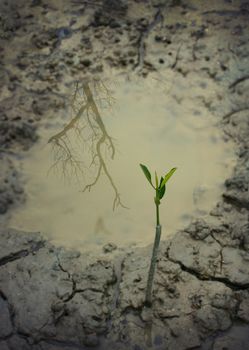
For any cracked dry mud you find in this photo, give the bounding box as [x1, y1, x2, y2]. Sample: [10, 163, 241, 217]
[0, 0, 249, 349]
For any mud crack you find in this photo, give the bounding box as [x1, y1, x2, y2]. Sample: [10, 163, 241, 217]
[210, 233, 224, 275]
[222, 107, 249, 124]
[171, 258, 249, 291]
[166, 247, 249, 291]
[110, 254, 126, 311]
[223, 193, 249, 211]
[172, 44, 182, 69]
[55, 255, 105, 304]
[0, 289, 15, 339]
[0, 241, 45, 267]
[229, 75, 249, 91]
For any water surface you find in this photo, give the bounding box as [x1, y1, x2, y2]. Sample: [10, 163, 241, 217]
[9, 75, 235, 251]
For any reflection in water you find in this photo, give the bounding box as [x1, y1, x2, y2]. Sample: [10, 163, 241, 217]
[9, 75, 236, 251]
[94, 217, 112, 235]
[48, 79, 126, 210]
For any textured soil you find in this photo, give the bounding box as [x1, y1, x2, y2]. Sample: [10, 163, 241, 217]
[0, 0, 249, 349]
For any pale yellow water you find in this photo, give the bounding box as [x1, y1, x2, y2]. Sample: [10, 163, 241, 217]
[9, 74, 236, 251]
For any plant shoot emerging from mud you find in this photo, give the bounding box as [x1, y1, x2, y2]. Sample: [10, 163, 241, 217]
[140, 164, 177, 305]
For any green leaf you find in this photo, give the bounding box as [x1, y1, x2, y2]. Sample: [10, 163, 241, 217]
[158, 184, 166, 199]
[155, 171, 159, 188]
[161, 167, 177, 188]
[140, 164, 154, 188]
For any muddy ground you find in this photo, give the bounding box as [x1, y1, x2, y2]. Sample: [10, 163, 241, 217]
[0, 0, 249, 349]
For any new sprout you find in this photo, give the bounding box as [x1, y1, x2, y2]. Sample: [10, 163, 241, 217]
[140, 164, 177, 305]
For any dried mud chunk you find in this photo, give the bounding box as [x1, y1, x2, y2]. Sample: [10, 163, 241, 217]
[0, 158, 23, 215]
[231, 222, 249, 251]
[0, 229, 44, 260]
[223, 191, 249, 211]
[7, 335, 31, 350]
[194, 305, 231, 335]
[225, 172, 249, 192]
[103, 242, 117, 253]
[0, 342, 9, 350]
[238, 295, 249, 322]
[167, 316, 201, 349]
[0, 121, 37, 150]
[168, 231, 221, 276]
[30, 31, 55, 49]
[0, 297, 12, 337]
[0, 13, 21, 39]
[185, 219, 211, 240]
[83, 333, 99, 347]
[212, 324, 249, 350]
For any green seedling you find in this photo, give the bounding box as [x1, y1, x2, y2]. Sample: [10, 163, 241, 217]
[140, 164, 177, 306]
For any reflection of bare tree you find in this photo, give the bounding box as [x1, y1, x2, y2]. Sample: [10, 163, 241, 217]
[48, 79, 127, 210]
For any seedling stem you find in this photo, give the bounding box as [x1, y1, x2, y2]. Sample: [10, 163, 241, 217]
[140, 164, 177, 306]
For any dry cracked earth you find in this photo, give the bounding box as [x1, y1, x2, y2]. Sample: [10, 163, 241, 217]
[0, 0, 249, 349]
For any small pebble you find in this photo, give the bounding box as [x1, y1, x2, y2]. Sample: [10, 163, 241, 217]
[103, 242, 117, 253]
[56, 27, 72, 40]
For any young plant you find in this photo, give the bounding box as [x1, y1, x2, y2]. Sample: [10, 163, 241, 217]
[140, 164, 177, 306]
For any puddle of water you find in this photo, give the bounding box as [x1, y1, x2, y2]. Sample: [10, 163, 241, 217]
[9, 75, 235, 251]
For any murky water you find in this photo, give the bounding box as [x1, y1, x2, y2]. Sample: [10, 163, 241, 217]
[9, 75, 235, 251]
